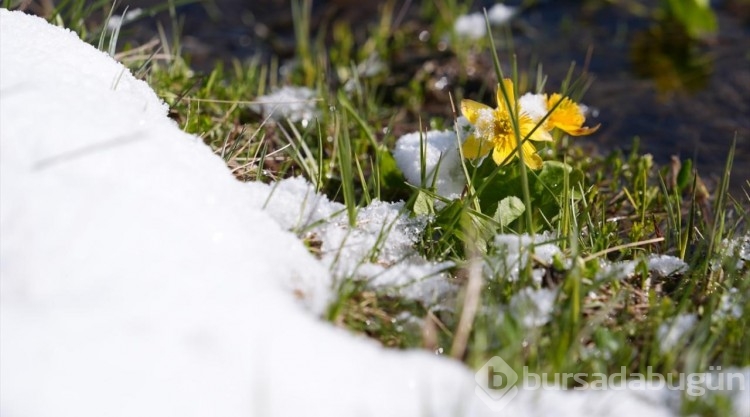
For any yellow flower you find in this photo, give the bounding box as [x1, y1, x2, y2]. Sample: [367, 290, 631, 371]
[545, 93, 600, 136]
[461, 79, 553, 170]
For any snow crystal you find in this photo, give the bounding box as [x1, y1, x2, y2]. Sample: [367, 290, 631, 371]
[657, 314, 697, 353]
[393, 129, 465, 200]
[249, 86, 320, 125]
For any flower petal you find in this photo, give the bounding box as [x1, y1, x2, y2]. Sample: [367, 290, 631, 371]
[546, 93, 600, 136]
[496, 78, 516, 113]
[461, 133, 493, 159]
[491, 136, 516, 166]
[559, 123, 601, 136]
[461, 99, 492, 124]
[521, 141, 542, 170]
[519, 116, 554, 142]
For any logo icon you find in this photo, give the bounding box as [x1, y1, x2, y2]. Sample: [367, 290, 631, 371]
[475, 356, 519, 411]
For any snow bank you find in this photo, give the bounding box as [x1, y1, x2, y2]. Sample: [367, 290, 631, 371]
[0, 9, 476, 417]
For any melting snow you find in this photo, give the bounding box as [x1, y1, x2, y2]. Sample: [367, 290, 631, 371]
[249, 86, 320, 125]
[486, 233, 562, 284]
[509, 287, 558, 328]
[657, 314, 697, 353]
[393, 129, 466, 200]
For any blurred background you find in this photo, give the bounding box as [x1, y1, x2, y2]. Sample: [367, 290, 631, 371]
[17, 0, 750, 193]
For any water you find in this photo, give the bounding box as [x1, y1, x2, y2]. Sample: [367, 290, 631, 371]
[123, 0, 749, 194]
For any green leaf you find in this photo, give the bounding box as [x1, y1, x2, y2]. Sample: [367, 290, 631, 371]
[663, 0, 717, 38]
[378, 148, 406, 189]
[493, 196, 526, 228]
[413, 190, 434, 216]
[676, 158, 693, 193]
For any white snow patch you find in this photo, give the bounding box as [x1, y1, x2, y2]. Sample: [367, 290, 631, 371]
[509, 287, 558, 328]
[647, 255, 688, 278]
[519, 92, 548, 122]
[487, 4, 516, 25]
[721, 234, 750, 269]
[248, 177, 457, 309]
[716, 287, 744, 321]
[106, 8, 143, 31]
[486, 233, 561, 283]
[599, 254, 688, 281]
[249, 86, 320, 125]
[393, 129, 465, 200]
[657, 314, 697, 353]
[453, 4, 517, 40]
[453, 13, 487, 40]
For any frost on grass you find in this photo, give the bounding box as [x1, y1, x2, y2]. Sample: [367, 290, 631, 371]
[249, 86, 320, 126]
[393, 129, 465, 200]
[245, 177, 457, 309]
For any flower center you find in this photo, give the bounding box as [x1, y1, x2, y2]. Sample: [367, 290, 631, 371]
[493, 115, 512, 137]
[475, 108, 513, 145]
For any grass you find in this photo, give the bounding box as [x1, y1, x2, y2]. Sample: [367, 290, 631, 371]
[18, 0, 750, 414]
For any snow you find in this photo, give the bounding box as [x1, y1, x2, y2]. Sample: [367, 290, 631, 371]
[486, 233, 562, 284]
[646, 255, 689, 277]
[453, 4, 517, 40]
[2, 8, 748, 417]
[657, 314, 697, 353]
[508, 287, 558, 328]
[246, 177, 457, 309]
[393, 129, 466, 200]
[249, 86, 320, 126]
[599, 254, 688, 281]
[454, 13, 488, 40]
[0, 9, 475, 417]
[519, 92, 549, 122]
[106, 8, 143, 31]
